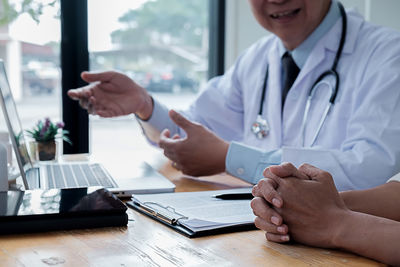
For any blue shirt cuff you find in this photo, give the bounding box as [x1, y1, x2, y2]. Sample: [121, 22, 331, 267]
[136, 98, 180, 134]
[225, 141, 282, 184]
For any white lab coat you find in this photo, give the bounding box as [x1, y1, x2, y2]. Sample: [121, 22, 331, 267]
[183, 10, 400, 190]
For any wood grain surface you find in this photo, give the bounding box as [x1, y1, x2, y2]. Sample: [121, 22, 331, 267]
[0, 162, 384, 266]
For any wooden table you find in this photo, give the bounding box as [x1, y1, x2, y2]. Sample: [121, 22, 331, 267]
[0, 163, 384, 266]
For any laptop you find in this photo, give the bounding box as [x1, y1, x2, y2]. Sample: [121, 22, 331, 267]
[0, 60, 175, 197]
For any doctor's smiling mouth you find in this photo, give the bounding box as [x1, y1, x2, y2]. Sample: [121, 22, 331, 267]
[270, 8, 301, 22]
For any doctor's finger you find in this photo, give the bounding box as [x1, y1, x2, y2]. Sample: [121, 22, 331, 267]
[81, 71, 115, 83]
[168, 110, 198, 135]
[68, 86, 93, 100]
[67, 90, 81, 100]
[253, 179, 282, 208]
[87, 103, 97, 115]
[160, 129, 171, 139]
[96, 108, 117, 118]
[159, 130, 181, 142]
[159, 135, 182, 155]
[160, 145, 179, 162]
[162, 147, 177, 162]
[159, 138, 180, 158]
[88, 96, 99, 107]
[172, 134, 181, 140]
[78, 98, 90, 110]
[159, 130, 175, 148]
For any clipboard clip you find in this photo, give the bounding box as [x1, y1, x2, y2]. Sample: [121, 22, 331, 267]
[133, 201, 188, 225]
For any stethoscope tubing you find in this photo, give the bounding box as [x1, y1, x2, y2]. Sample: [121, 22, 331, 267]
[309, 2, 346, 104]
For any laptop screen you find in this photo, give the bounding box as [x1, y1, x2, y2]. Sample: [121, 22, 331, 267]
[0, 60, 33, 188]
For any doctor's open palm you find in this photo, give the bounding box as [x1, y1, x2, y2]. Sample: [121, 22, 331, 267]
[67, 71, 153, 119]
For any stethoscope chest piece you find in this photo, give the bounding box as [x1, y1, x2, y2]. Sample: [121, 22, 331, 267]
[251, 115, 270, 139]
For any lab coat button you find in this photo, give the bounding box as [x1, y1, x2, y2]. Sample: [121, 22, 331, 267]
[237, 168, 245, 175]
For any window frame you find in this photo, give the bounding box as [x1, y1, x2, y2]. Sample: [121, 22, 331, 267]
[208, 0, 225, 79]
[60, 0, 89, 154]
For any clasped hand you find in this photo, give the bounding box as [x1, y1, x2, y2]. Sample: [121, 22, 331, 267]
[251, 162, 350, 247]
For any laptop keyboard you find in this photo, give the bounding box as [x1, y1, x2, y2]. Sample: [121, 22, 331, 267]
[45, 163, 115, 189]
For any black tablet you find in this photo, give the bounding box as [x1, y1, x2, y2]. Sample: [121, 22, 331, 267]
[0, 187, 128, 234]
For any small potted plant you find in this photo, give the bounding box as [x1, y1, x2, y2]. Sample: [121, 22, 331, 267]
[26, 118, 71, 161]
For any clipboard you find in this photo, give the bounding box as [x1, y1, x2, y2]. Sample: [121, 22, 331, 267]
[127, 188, 257, 238]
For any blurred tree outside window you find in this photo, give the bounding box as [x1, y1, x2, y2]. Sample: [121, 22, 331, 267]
[0, 0, 57, 25]
[90, 0, 208, 94]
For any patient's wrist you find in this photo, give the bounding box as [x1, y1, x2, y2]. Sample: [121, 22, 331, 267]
[339, 190, 363, 212]
[330, 209, 359, 249]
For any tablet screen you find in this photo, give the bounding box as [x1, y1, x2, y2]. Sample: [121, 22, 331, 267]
[0, 187, 127, 217]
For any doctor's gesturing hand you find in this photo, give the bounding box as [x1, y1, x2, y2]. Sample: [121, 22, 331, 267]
[159, 110, 229, 176]
[67, 71, 154, 120]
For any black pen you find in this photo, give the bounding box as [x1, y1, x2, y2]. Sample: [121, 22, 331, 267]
[213, 193, 254, 200]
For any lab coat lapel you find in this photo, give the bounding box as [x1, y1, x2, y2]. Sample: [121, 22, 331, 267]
[295, 43, 327, 88]
[288, 15, 345, 96]
[294, 11, 361, 93]
[325, 10, 361, 54]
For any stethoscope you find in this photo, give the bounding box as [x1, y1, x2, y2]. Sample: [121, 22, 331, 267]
[251, 2, 347, 146]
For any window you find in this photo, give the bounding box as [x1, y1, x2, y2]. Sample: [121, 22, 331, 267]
[87, 0, 209, 172]
[0, 0, 61, 162]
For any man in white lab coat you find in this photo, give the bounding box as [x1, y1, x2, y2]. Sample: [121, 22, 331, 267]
[68, 0, 400, 191]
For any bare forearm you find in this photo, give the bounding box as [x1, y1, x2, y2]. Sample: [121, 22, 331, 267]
[333, 210, 400, 265]
[340, 182, 400, 221]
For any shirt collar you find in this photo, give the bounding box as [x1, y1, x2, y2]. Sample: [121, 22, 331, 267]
[278, 0, 341, 68]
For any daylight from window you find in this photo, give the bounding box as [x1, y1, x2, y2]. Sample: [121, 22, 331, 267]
[0, 0, 209, 175]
